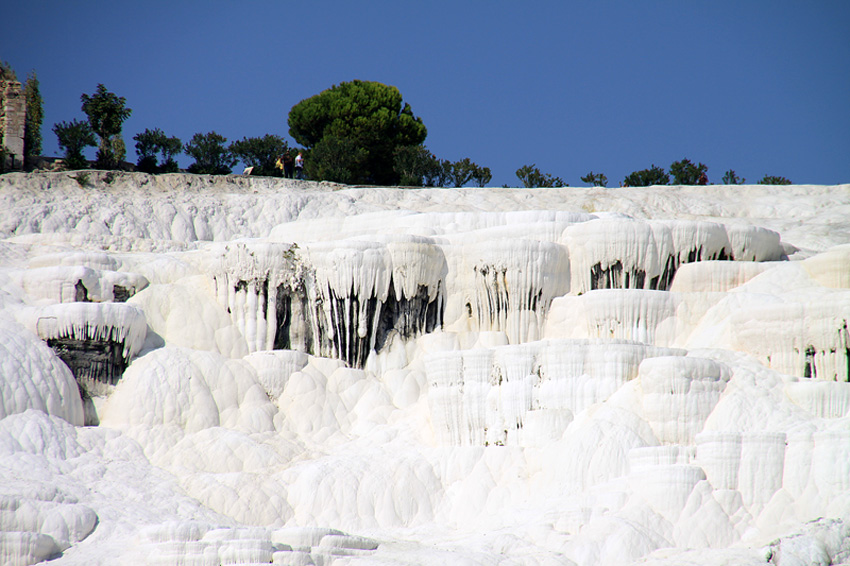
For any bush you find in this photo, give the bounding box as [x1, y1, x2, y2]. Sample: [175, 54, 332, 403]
[623, 165, 669, 187]
[450, 158, 476, 188]
[758, 175, 792, 185]
[185, 131, 236, 175]
[580, 171, 608, 187]
[133, 128, 163, 173]
[159, 136, 182, 173]
[429, 159, 453, 188]
[722, 170, 745, 185]
[133, 128, 182, 174]
[53, 119, 96, 170]
[516, 164, 567, 188]
[471, 164, 492, 187]
[669, 158, 708, 185]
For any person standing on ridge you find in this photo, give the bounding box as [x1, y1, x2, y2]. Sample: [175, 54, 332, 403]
[283, 152, 294, 178]
[294, 152, 304, 180]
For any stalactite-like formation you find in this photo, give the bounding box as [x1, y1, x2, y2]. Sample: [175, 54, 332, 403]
[30, 302, 147, 395]
[562, 218, 783, 294]
[215, 237, 446, 368]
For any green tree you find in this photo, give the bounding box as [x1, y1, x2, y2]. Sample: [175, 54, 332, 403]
[758, 175, 792, 185]
[471, 164, 492, 187]
[450, 157, 476, 188]
[229, 134, 289, 176]
[80, 84, 132, 170]
[722, 170, 745, 185]
[133, 128, 181, 173]
[393, 144, 437, 186]
[185, 131, 236, 175]
[24, 71, 43, 158]
[0, 61, 16, 81]
[158, 136, 182, 173]
[288, 80, 427, 185]
[133, 128, 166, 173]
[53, 119, 96, 170]
[415, 158, 453, 188]
[581, 171, 608, 187]
[516, 164, 568, 188]
[670, 158, 708, 185]
[306, 136, 367, 184]
[623, 165, 669, 187]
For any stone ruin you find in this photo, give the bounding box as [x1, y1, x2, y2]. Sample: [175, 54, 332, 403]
[0, 77, 26, 171]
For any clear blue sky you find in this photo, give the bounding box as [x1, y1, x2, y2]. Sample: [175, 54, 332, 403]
[3, 1, 849, 186]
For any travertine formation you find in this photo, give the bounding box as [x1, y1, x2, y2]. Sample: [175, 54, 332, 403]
[1, 172, 849, 565]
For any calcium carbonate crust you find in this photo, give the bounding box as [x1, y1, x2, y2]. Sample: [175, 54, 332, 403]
[0, 172, 849, 566]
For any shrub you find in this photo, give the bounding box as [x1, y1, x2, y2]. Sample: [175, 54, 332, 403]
[471, 164, 492, 187]
[722, 170, 745, 185]
[53, 119, 96, 170]
[758, 175, 792, 185]
[623, 165, 669, 187]
[159, 136, 182, 173]
[74, 172, 91, 187]
[669, 158, 708, 185]
[430, 159, 453, 188]
[516, 164, 568, 188]
[133, 128, 164, 173]
[581, 171, 608, 187]
[450, 158, 476, 188]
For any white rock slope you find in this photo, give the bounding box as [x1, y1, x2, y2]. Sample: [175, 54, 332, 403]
[0, 171, 849, 565]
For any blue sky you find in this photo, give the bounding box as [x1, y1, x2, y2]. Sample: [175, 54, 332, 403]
[3, 1, 849, 186]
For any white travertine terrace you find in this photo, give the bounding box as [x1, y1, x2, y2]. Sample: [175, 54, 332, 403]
[0, 171, 849, 565]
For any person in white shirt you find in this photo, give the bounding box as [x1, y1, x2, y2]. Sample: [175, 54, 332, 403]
[294, 152, 304, 180]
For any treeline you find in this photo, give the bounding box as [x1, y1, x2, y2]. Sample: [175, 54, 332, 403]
[2, 65, 794, 187]
[568, 160, 792, 188]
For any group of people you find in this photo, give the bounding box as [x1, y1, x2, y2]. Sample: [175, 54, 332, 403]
[275, 151, 304, 179]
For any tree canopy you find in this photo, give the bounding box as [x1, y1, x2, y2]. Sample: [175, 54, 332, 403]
[133, 128, 182, 174]
[516, 164, 568, 188]
[722, 170, 745, 185]
[288, 80, 427, 185]
[185, 131, 236, 175]
[53, 119, 96, 170]
[669, 158, 708, 185]
[581, 171, 608, 187]
[24, 71, 43, 158]
[81, 84, 132, 169]
[624, 165, 669, 187]
[229, 134, 289, 176]
[758, 175, 792, 185]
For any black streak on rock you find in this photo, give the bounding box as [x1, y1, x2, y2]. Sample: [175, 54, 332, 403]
[46, 334, 130, 387]
[273, 276, 444, 369]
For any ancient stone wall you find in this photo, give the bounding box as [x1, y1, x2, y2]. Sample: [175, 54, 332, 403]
[1, 79, 26, 171]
